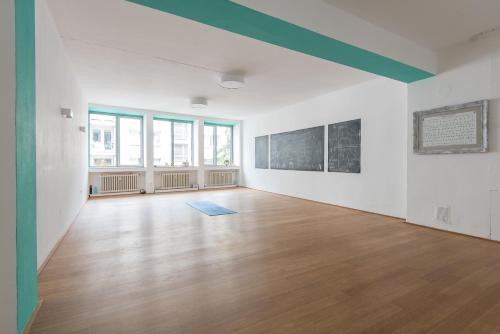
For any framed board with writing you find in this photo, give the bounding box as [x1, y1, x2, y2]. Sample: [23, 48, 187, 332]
[328, 119, 361, 173]
[255, 135, 269, 169]
[270, 126, 324, 171]
[413, 100, 488, 154]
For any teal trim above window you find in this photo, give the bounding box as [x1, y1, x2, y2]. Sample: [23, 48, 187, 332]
[126, 0, 434, 83]
[154, 114, 194, 123]
[204, 120, 238, 127]
[89, 107, 144, 118]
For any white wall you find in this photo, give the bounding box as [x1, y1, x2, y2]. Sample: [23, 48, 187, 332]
[0, 0, 19, 332]
[242, 78, 408, 218]
[36, 0, 88, 268]
[407, 51, 500, 240]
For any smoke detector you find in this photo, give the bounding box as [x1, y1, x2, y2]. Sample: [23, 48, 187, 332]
[190, 97, 208, 108]
[219, 73, 245, 90]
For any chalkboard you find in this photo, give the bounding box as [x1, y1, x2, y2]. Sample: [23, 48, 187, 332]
[255, 135, 269, 169]
[270, 126, 324, 171]
[328, 119, 361, 173]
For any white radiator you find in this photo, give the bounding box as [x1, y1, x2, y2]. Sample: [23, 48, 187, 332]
[159, 172, 190, 190]
[208, 171, 235, 187]
[100, 173, 139, 193]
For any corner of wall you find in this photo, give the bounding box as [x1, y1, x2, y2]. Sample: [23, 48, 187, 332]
[35, 0, 90, 270]
[0, 0, 20, 332]
[407, 47, 500, 240]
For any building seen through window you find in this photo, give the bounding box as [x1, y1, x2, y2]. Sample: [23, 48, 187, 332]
[89, 112, 143, 167]
[89, 113, 233, 168]
[154, 119, 193, 166]
[204, 124, 233, 166]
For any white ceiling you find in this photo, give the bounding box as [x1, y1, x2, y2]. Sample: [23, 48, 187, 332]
[324, 0, 500, 50]
[45, 0, 376, 119]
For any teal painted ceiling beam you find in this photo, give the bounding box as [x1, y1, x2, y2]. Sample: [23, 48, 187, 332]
[127, 0, 434, 83]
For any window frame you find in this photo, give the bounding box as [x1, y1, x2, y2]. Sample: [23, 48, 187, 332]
[204, 123, 234, 166]
[153, 117, 194, 167]
[88, 111, 144, 168]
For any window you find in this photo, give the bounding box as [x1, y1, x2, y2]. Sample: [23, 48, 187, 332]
[203, 125, 215, 165]
[153, 119, 172, 166]
[89, 112, 143, 167]
[173, 122, 193, 166]
[204, 124, 233, 166]
[216, 126, 232, 165]
[153, 119, 193, 166]
[119, 117, 142, 166]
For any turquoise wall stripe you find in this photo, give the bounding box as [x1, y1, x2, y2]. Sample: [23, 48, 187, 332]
[126, 0, 434, 83]
[15, 0, 38, 333]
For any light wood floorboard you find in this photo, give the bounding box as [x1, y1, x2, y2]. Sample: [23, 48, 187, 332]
[31, 188, 500, 333]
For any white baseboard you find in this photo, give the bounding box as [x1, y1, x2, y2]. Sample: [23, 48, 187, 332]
[204, 184, 238, 189]
[89, 191, 141, 198]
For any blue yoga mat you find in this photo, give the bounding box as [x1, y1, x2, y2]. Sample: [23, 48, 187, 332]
[186, 201, 237, 216]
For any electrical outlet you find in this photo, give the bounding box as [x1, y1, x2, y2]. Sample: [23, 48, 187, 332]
[435, 206, 450, 224]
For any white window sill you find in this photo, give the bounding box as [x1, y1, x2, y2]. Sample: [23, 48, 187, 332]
[88, 166, 241, 173]
[89, 167, 146, 173]
[153, 166, 199, 172]
[204, 166, 240, 171]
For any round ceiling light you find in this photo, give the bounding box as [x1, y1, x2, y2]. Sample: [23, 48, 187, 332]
[219, 73, 245, 90]
[190, 97, 208, 108]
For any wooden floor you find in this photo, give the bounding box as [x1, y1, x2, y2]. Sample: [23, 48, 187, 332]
[32, 188, 500, 334]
